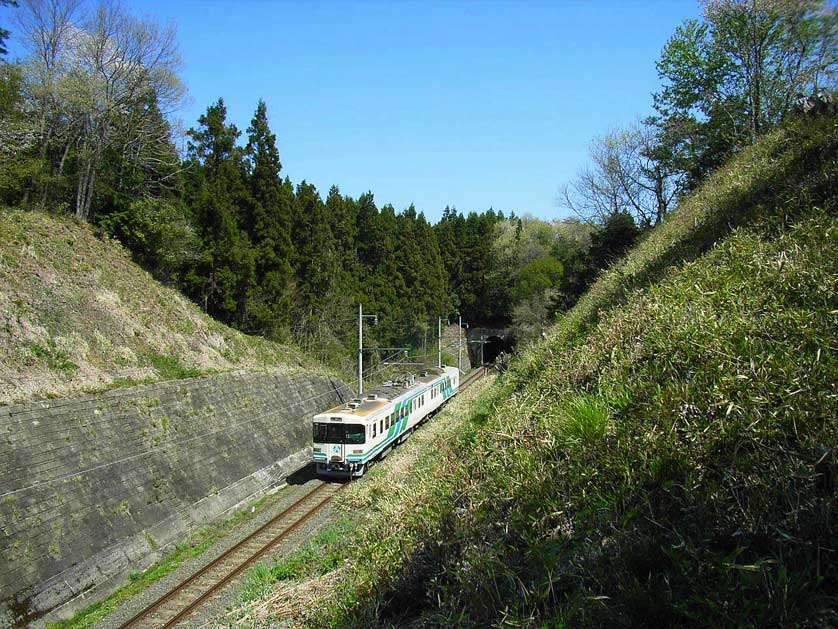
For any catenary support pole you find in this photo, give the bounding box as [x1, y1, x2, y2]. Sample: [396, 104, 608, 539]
[438, 317, 442, 368]
[458, 314, 462, 373]
[358, 303, 363, 395]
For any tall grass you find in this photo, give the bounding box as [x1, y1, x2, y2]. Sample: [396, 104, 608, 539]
[551, 393, 611, 447]
[296, 113, 838, 627]
[514, 113, 838, 383]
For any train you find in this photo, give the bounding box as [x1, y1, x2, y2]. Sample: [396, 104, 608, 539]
[312, 365, 460, 477]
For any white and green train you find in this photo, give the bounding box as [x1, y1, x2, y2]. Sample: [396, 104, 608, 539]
[312, 366, 459, 477]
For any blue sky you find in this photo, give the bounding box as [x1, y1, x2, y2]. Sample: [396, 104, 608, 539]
[3, 0, 699, 222]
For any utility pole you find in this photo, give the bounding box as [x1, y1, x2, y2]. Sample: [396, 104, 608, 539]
[458, 314, 463, 374]
[438, 316, 442, 368]
[469, 335, 488, 366]
[358, 304, 378, 395]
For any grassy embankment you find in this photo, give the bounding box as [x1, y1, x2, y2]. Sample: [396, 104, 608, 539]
[223, 374, 496, 626]
[0, 209, 330, 406]
[234, 113, 837, 626]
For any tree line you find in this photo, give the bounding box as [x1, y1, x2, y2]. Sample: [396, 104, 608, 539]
[1, 0, 835, 362]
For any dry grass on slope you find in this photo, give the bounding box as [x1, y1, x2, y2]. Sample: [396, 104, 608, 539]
[516, 113, 837, 381]
[0, 209, 319, 406]
[221, 374, 496, 628]
[269, 113, 838, 628]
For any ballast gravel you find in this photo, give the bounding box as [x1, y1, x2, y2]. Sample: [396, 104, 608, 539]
[91, 469, 341, 629]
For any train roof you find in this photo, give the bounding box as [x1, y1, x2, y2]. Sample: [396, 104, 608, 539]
[319, 367, 451, 418]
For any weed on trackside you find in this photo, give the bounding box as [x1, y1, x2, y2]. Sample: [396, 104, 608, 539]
[280, 114, 838, 627]
[48, 492, 281, 629]
[226, 375, 498, 627]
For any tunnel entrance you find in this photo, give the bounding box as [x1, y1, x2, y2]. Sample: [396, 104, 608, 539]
[483, 336, 505, 364]
[467, 327, 516, 366]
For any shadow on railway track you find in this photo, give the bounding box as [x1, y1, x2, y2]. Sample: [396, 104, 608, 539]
[286, 462, 348, 485]
[286, 463, 319, 485]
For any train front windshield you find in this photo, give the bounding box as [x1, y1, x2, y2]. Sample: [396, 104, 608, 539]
[313, 423, 365, 444]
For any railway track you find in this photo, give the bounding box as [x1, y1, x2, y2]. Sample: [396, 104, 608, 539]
[460, 364, 489, 391]
[119, 481, 343, 628]
[119, 366, 487, 628]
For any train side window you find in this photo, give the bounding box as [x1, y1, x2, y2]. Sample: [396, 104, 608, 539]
[380, 419, 384, 432]
[373, 423, 376, 438]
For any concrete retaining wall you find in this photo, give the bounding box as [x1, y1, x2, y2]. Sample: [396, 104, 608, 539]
[0, 370, 349, 626]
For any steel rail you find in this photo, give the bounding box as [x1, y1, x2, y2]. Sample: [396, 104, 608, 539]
[119, 481, 339, 628]
[120, 366, 487, 628]
[459, 365, 489, 391]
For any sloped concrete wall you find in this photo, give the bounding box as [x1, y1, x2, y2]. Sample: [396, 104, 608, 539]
[0, 370, 349, 626]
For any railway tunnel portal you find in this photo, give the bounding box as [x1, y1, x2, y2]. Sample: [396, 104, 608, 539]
[467, 327, 516, 366]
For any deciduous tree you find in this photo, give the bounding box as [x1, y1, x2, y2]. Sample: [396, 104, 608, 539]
[563, 122, 681, 227]
[654, 0, 837, 184]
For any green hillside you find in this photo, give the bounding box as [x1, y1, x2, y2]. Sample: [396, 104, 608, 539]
[271, 114, 837, 626]
[0, 210, 322, 406]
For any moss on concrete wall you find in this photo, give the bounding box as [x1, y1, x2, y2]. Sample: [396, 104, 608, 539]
[0, 369, 349, 625]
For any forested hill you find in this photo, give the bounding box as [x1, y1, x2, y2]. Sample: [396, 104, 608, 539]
[0, 60, 603, 362]
[2, 0, 836, 376]
[0, 0, 646, 365]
